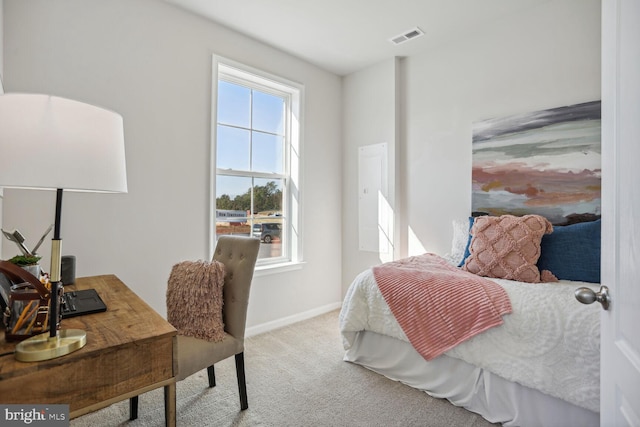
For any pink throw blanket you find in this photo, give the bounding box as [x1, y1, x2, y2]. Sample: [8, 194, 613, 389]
[373, 253, 512, 361]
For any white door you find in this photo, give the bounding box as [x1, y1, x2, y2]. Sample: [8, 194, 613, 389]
[600, 0, 640, 425]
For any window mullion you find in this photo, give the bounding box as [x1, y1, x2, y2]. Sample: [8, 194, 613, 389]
[217, 169, 284, 180]
[249, 88, 254, 217]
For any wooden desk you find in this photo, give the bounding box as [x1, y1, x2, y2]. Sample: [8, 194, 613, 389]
[0, 275, 177, 426]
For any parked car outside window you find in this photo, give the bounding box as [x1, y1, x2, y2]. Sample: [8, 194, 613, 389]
[252, 223, 281, 243]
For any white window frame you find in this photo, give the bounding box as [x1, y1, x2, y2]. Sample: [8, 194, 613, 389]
[210, 56, 304, 272]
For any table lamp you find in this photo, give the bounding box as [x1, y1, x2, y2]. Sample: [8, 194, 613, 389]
[0, 91, 127, 361]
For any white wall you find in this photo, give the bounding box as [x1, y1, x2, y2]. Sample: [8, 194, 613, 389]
[2, 0, 343, 327]
[0, 0, 4, 259]
[341, 59, 400, 287]
[342, 0, 601, 291]
[0, 0, 3, 79]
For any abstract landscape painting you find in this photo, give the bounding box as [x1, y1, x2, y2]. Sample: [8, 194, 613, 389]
[471, 101, 601, 225]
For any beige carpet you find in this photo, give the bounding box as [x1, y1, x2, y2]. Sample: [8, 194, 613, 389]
[71, 310, 497, 427]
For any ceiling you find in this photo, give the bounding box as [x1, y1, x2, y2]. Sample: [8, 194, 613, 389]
[166, 0, 547, 76]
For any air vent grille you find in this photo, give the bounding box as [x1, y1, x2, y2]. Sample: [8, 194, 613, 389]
[389, 27, 424, 45]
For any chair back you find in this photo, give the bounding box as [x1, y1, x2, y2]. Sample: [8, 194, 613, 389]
[213, 235, 260, 340]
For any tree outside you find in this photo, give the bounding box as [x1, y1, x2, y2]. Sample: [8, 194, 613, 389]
[216, 181, 282, 213]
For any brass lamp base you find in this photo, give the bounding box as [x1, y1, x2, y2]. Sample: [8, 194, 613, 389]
[15, 329, 87, 362]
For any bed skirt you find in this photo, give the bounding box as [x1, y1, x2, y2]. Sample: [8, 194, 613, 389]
[344, 330, 599, 427]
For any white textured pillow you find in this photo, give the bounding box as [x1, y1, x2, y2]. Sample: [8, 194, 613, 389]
[449, 218, 470, 265]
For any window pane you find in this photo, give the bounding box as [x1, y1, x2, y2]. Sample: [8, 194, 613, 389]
[216, 175, 251, 210]
[252, 131, 284, 174]
[253, 178, 283, 215]
[215, 175, 251, 237]
[217, 81, 250, 128]
[252, 178, 284, 260]
[253, 218, 285, 260]
[252, 90, 284, 135]
[217, 125, 250, 170]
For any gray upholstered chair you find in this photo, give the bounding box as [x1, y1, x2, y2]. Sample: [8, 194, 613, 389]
[129, 235, 260, 420]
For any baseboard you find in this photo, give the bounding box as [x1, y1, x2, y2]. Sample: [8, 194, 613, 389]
[246, 301, 342, 337]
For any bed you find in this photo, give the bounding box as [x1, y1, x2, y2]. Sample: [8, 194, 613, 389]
[339, 215, 602, 427]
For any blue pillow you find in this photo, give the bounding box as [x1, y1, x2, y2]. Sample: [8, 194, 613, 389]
[537, 219, 601, 283]
[457, 216, 475, 267]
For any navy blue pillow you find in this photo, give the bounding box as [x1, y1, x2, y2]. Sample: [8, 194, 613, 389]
[537, 219, 601, 283]
[457, 216, 475, 267]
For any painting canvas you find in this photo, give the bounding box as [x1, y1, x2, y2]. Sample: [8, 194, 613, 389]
[471, 101, 601, 225]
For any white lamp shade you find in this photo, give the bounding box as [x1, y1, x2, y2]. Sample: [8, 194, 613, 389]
[0, 94, 127, 193]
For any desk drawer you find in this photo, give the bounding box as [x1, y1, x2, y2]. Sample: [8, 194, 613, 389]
[0, 335, 174, 414]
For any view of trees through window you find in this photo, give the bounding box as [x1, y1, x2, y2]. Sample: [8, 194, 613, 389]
[216, 181, 282, 213]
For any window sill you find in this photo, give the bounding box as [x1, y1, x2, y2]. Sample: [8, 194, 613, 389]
[253, 261, 305, 277]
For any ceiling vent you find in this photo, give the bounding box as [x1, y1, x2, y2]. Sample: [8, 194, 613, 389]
[389, 27, 424, 45]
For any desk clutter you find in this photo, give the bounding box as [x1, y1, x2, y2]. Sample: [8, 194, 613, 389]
[1, 259, 107, 341]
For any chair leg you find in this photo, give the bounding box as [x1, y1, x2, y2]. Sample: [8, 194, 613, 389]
[235, 352, 248, 410]
[129, 396, 138, 420]
[164, 383, 176, 427]
[207, 365, 216, 388]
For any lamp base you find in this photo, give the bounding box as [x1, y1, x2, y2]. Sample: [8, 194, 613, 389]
[14, 329, 87, 362]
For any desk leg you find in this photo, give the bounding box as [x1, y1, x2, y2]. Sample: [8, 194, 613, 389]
[164, 382, 176, 427]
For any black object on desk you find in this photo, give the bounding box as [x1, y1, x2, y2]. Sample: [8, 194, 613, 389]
[61, 289, 107, 318]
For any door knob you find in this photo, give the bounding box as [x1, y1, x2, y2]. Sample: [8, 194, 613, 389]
[575, 285, 610, 310]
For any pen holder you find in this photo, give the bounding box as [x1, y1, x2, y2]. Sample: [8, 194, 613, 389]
[0, 260, 60, 342]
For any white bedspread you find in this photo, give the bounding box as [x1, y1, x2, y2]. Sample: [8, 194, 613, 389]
[339, 267, 601, 413]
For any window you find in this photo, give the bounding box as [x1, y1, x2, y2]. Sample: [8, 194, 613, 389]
[211, 58, 302, 268]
